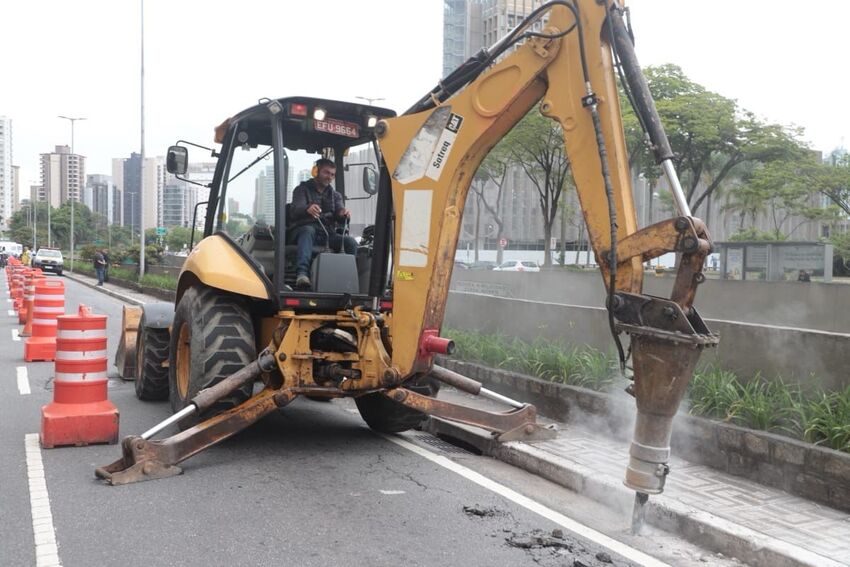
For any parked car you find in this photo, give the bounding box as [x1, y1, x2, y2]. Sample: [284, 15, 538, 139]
[467, 260, 497, 270]
[493, 260, 540, 272]
[454, 260, 470, 269]
[32, 248, 64, 275]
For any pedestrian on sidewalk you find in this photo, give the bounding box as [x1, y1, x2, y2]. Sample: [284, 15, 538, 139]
[94, 250, 107, 286]
[101, 249, 110, 283]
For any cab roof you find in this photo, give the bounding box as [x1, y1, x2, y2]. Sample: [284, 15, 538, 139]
[217, 96, 396, 153]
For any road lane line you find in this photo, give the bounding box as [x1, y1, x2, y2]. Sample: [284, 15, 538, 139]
[12, 328, 21, 341]
[17, 366, 31, 395]
[383, 433, 669, 567]
[24, 434, 62, 567]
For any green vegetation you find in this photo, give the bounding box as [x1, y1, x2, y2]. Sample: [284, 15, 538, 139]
[447, 328, 622, 392]
[139, 274, 178, 290]
[444, 327, 850, 453]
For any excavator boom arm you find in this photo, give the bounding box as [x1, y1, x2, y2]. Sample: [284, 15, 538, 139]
[377, 0, 717, 497]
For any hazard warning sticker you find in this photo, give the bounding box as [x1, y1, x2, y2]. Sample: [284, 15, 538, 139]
[425, 113, 463, 181]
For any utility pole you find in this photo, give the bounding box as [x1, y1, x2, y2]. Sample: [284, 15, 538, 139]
[139, 0, 146, 280]
[58, 115, 85, 272]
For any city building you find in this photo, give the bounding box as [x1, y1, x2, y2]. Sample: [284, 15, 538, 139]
[38, 145, 86, 209]
[227, 197, 240, 215]
[11, 165, 20, 215]
[253, 165, 275, 225]
[0, 117, 11, 230]
[161, 179, 198, 227]
[113, 153, 164, 233]
[84, 174, 115, 223]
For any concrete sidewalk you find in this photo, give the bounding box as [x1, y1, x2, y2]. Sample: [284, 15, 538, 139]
[68, 274, 850, 566]
[429, 388, 850, 567]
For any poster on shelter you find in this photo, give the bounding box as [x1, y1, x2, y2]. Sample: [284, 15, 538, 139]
[725, 248, 743, 280]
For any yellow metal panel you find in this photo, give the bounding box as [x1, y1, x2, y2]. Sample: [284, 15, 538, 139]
[179, 235, 269, 300]
[379, 29, 553, 378]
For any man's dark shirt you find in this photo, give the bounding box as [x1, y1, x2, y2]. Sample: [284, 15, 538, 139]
[289, 178, 345, 231]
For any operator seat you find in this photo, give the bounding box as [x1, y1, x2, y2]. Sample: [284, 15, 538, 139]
[239, 222, 276, 278]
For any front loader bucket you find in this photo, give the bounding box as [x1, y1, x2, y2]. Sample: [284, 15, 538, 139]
[114, 305, 142, 380]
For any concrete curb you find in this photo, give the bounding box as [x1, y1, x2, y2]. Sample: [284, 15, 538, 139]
[63, 272, 147, 307]
[424, 417, 842, 567]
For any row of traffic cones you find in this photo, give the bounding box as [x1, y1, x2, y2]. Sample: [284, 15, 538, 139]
[5, 259, 119, 448]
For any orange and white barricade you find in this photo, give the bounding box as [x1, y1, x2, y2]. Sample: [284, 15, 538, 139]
[41, 305, 118, 448]
[24, 279, 66, 362]
[18, 268, 42, 324]
[20, 271, 45, 337]
[11, 267, 25, 311]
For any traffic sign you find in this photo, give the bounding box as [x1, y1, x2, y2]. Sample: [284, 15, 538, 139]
[156, 227, 167, 236]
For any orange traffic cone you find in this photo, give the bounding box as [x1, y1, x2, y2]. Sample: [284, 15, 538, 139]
[24, 279, 65, 362]
[20, 271, 45, 337]
[41, 305, 118, 448]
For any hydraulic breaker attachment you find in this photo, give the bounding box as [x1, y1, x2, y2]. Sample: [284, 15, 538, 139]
[114, 305, 142, 380]
[96, 351, 284, 485]
[390, 365, 557, 442]
[611, 292, 718, 531]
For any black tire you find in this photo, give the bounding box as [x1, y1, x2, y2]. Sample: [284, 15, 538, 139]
[134, 312, 171, 401]
[168, 285, 256, 429]
[355, 375, 441, 433]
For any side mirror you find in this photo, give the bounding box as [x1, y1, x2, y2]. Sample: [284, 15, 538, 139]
[166, 146, 188, 175]
[362, 166, 378, 196]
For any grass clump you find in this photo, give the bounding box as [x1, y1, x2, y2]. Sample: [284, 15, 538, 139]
[140, 273, 177, 290]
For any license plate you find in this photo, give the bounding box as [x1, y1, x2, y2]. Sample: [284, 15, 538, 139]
[314, 118, 359, 138]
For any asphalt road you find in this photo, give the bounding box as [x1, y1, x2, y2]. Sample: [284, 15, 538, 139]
[0, 274, 728, 567]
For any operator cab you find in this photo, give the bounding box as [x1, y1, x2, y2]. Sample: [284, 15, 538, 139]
[166, 97, 395, 311]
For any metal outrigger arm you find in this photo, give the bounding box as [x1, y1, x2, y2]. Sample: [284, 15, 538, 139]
[95, 352, 286, 485]
[96, 350, 555, 485]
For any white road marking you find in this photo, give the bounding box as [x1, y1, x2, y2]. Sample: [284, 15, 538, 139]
[17, 366, 30, 395]
[25, 434, 62, 567]
[383, 434, 669, 567]
[9, 309, 16, 316]
[12, 328, 20, 341]
[379, 490, 406, 495]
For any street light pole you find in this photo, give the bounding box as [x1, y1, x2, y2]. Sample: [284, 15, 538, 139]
[139, 0, 146, 280]
[355, 96, 385, 106]
[58, 115, 86, 272]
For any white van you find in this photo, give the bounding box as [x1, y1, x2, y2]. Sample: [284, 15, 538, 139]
[0, 242, 23, 257]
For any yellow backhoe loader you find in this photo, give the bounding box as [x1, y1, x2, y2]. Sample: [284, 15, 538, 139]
[100, 0, 717, 528]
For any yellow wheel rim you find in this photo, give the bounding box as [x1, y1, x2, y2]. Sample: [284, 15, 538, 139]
[176, 323, 191, 399]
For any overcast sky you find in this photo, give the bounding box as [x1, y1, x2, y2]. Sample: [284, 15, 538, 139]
[2, 1, 848, 210]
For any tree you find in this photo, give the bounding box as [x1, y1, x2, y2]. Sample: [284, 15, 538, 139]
[621, 65, 805, 215]
[725, 158, 840, 239]
[501, 108, 572, 266]
[469, 144, 511, 264]
[805, 152, 850, 216]
[166, 226, 193, 251]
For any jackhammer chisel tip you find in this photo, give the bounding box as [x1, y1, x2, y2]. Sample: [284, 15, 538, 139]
[630, 492, 649, 535]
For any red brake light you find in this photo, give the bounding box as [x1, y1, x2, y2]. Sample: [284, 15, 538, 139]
[284, 298, 301, 306]
[290, 103, 308, 116]
[380, 300, 393, 310]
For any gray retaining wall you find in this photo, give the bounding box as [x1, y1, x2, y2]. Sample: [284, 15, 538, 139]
[451, 269, 850, 333]
[444, 291, 850, 391]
